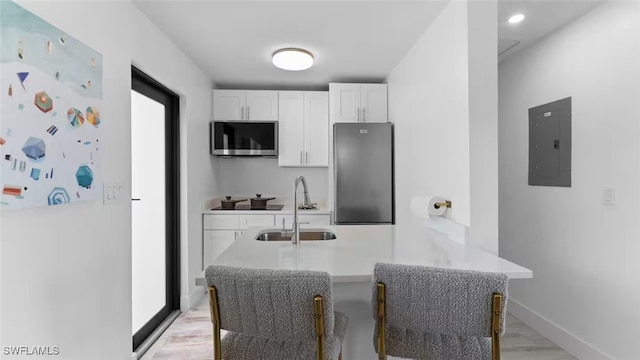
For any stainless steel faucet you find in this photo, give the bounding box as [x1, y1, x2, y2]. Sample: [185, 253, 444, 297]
[292, 175, 311, 245]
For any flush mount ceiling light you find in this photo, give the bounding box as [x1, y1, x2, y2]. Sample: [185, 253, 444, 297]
[508, 13, 525, 24]
[272, 48, 314, 71]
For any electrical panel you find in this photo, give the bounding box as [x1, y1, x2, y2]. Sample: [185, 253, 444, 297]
[528, 97, 571, 187]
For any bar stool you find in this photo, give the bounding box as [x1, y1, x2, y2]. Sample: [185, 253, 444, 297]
[372, 263, 508, 360]
[205, 265, 348, 360]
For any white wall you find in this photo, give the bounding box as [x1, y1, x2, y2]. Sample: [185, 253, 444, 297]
[214, 158, 327, 199]
[467, 0, 498, 253]
[0, 1, 216, 358]
[499, 2, 640, 359]
[386, 0, 498, 253]
[387, 0, 470, 226]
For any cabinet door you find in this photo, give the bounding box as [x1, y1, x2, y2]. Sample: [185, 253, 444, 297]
[304, 92, 329, 167]
[278, 91, 304, 167]
[246, 91, 278, 120]
[239, 214, 275, 229]
[300, 214, 331, 227]
[212, 90, 245, 120]
[275, 214, 331, 229]
[360, 84, 387, 123]
[329, 83, 360, 123]
[203, 214, 240, 230]
[203, 230, 236, 268]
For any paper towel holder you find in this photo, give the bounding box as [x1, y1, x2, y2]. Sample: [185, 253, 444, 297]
[434, 200, 452, 209]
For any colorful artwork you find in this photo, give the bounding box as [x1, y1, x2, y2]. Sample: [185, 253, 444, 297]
[1, 1, 103, 210]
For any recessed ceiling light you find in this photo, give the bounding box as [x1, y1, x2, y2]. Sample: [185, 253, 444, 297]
[508, 14, 525, 24]
[272, 48, 314, 71]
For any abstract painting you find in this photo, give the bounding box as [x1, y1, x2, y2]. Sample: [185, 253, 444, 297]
[1, 1, 103, 210]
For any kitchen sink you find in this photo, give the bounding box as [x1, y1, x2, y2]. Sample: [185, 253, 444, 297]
[255, 229, 336, 241]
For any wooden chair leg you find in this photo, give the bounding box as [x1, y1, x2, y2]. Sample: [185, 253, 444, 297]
[491, 292, 503, 360]
[314, 295, 325, 360]
[208, 286, 222, 360]
[377, 283, 386, 360]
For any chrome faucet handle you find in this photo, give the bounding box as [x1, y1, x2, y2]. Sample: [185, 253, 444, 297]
[282, 218, 294, 232]
[295, 221, 310, 231]
[293, 221, 311, 235]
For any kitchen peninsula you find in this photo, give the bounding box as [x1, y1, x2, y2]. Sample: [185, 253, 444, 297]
[197, 218, 532, 359]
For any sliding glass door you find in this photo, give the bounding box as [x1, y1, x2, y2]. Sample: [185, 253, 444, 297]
[131, 66, 180, 351]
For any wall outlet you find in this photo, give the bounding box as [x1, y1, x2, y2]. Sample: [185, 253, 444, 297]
[602, 186, 615, 205]
[103, 182, 123, 205]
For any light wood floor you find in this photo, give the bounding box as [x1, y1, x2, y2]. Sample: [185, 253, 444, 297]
[502, 315, 577, 360]
[141, 296, 577, 360]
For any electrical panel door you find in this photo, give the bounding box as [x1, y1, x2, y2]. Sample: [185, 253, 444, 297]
[528, 97, 571, 187]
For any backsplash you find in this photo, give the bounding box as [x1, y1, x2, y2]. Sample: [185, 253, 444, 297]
[213, 157, 329, 197]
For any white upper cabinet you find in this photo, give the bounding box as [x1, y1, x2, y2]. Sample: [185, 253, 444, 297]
[278, 91, 329, 167]
[278, 91, 304, 167]
[329, 83, 387, 123]
[360, 84, 388, 123]
[304, 92, 329, 166]
[212, 90, 278, 121]
[212, 90, 245, 120]
[245, 91, 278, 120]
[329, 83, 360, 123]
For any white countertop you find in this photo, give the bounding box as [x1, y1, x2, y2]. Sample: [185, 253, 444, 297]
[196, 219, 532, 285]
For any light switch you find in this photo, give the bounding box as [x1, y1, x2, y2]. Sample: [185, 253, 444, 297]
[103, 182, 123, 205]
[602, 186, 615, 205]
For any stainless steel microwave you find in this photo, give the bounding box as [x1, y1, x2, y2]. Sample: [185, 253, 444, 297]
[210, 121, 278, 156]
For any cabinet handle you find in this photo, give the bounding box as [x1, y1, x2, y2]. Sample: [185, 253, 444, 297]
[241, 106, 244, 120]
[306, 151, 309, 164]
[363, 108, 366, 122]
[247, 106, 250, 120]
[357, 106, 360, 122]
[300, 151, 303, 165]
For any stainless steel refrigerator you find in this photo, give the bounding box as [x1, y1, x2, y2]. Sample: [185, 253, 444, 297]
[334, 123, 394, 224]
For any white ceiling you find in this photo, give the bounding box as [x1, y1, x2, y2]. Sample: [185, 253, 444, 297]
[497, 0, 604, 61]
[133, 0, 605, 87]
[133, 0, 448, 90]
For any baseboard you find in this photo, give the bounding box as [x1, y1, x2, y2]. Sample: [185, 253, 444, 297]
[508, 298, 613, 360]
[180, 286, 206, 312]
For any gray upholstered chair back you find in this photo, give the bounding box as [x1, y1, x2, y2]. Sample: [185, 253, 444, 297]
[205, 265, 335, 341]
[373, 263, 508, 338]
